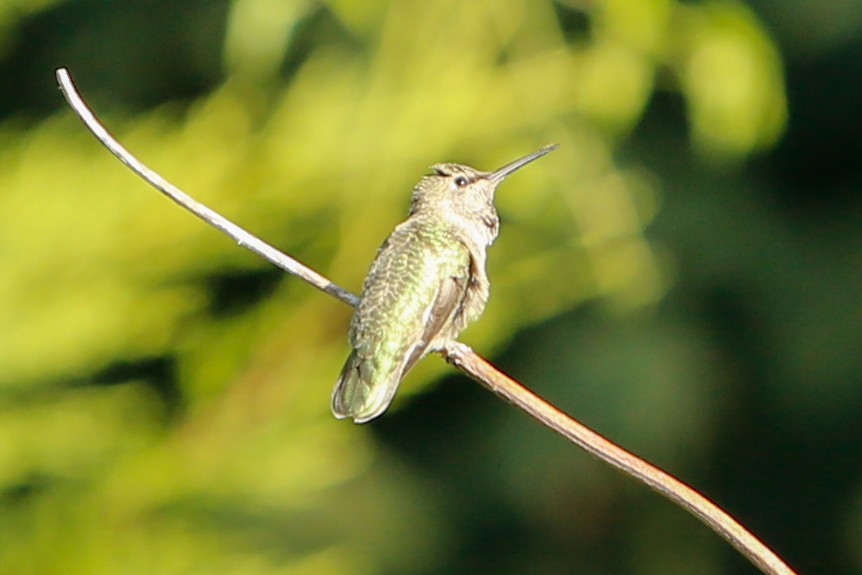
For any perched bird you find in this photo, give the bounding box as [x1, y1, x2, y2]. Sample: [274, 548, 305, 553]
[332, 144, 557, 423]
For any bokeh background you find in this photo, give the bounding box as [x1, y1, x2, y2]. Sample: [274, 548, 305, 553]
[1, 0, 859, 573]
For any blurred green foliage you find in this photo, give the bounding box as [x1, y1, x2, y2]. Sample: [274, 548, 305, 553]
[0, 0, 859, 574]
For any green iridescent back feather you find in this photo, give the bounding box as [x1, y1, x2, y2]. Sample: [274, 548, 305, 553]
[331, 218, 474, 422]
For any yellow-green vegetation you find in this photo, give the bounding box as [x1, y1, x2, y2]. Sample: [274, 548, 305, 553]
[0, 1, 787, 573]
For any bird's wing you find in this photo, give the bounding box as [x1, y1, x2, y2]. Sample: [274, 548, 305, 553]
[332, 230, 470, 423]
[399, 268, 468, 377]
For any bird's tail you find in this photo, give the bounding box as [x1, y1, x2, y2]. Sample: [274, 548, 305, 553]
[331, 352, 400, 424]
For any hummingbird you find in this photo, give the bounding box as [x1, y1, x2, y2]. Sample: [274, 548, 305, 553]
[331, 144, 558, 423]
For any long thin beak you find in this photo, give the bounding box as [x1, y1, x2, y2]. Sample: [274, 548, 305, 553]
[487, 143, 558, 183]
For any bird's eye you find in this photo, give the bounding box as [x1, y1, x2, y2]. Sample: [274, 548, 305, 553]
[453, 176, 468, 187]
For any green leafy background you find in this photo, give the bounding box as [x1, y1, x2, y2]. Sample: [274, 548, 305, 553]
[0, 1, 858, 573]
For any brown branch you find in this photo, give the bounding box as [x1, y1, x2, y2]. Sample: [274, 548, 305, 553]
[443, 341, 796, 575]
[55, 67, 798, 575]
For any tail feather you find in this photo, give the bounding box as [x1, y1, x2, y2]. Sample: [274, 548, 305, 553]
[331, 352, 401, 424]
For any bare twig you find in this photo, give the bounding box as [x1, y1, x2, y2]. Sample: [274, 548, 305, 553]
[55, 68, 357, 307]
[444, 341, 796, 575]
[55, 67, 797, 575]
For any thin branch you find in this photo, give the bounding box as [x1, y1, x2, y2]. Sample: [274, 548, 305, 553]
[55, 67, 797, 575]
[55, 68, 357, 307]
[444, 341, 797, 575]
